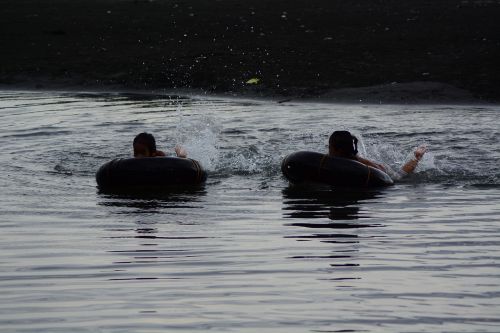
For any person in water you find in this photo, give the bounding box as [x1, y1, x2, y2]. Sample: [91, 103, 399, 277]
[133, 132, 187, 158]
[328, 130, 426, 176]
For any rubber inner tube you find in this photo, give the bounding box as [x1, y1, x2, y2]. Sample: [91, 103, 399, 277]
[281, 151, 393, 187]
[96, 157, 207, 190]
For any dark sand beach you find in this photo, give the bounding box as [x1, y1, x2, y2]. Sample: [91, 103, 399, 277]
[1, 0, 500, 101]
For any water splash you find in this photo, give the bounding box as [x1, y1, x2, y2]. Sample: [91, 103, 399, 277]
[216, 145, 279, 175]
[344, 133, 446, 183]
[174, 104, 220, 171]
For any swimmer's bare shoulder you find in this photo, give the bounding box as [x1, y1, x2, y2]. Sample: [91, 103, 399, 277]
[153, 150, 166, 157]
[356, 156, 386, 172]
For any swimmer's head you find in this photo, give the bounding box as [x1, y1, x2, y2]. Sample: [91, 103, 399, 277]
[133, 132, 157, 158]
[329, 130, 358, 158]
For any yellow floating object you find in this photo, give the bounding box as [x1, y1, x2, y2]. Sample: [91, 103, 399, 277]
[246, 78, 260, 84]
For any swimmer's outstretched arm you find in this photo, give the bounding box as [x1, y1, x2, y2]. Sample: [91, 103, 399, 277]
[400, 145, 427, 175]
[356, 145, 426, 179]
[175, 145, 187, 158]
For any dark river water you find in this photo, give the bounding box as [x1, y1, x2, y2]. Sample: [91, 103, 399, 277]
[1, 91, 499, 332]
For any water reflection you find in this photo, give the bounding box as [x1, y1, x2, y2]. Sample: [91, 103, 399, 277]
[97, 187, 208, 280]
[281, 185, 386, 272]
[97, 186, 206, 213]
[282, 185, 383, 227]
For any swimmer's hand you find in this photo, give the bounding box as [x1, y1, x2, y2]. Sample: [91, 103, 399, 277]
[414, 145, 427, 161]
[401, 145, 427, 174]
[154, 150, 166, 157]
[175, 145, 187, 158]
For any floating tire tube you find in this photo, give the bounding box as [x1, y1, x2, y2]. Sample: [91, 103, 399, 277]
[281, 151, 393, 187]
[96, 157, 207, 189]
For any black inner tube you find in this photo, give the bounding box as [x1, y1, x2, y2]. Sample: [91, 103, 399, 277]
[282, 151, 393, 187]
[96, 157, 207, 189]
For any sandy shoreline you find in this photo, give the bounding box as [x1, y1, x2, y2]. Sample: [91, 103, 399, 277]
[1, 0, 500, 101]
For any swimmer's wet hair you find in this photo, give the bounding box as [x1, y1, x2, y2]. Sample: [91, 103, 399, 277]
[133, 132, 157, 152]
[329, 130, 358, 157]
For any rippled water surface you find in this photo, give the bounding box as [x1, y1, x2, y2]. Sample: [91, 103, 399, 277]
[1, 91, 499, 332]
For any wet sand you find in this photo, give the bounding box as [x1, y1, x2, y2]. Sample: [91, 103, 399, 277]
[1, 0, 500, 101]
